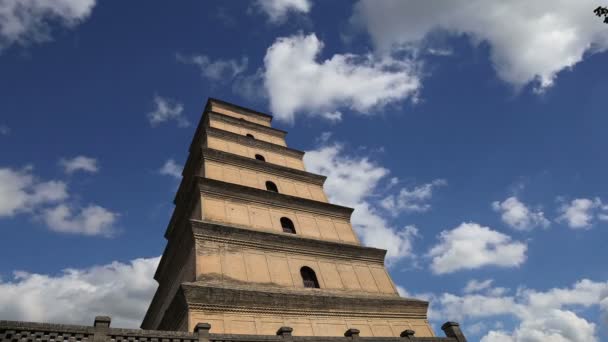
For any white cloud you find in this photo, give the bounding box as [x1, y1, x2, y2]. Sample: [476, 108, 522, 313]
[159, 159, 182, 179]
[176, 53, 248, 81]
[254, 0, 311, 23]
[381, 179, 446, 213]
[42, 204, 118, 237]
[0, 0, 96, 51]
[304, 142, 419, 263]
[557, 197, 605, 229]
[0, 166, 118, 236]
[352, 0, 608, 91]
[147, 95, 189, 127]
[263, 33, 420, 123]
[435, 278, 608, 342]
[464, 279, 494, 294]
[0, 124, 10, 135]
[492, 197, 549, 231]
[0, 167, 68, 217]
[428, 222, 527, 274]
[60, 156, 99, 174]
[0, 256, 159, 328]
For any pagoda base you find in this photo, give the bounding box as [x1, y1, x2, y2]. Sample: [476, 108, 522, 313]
[157, 283, 435, 337]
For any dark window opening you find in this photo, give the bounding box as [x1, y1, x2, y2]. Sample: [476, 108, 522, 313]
[266, 181, 279, 193]
[246, 133, 255, 139]
[255, 154, 265, 161]
[280, 217, 296, 234]
[300, 266, 320, 288]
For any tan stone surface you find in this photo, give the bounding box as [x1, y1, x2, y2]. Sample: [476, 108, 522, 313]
[188, 311, 434, 337]
[210, 118, 286, 146]
[205, 161, 327, 202]
[199, 195, 358, 244]
[195, 240, 396, 295]
[211, 103, 271, 127]
[207, 136, 305, 170]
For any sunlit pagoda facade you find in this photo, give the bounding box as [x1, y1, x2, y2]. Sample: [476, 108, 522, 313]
[141, 99, 455, 338]
[0, 98, 467, 342]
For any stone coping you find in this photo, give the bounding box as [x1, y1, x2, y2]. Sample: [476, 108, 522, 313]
[180, 284, 429, 318]
[206, 127, 305, 159]
[208, 112, 287, 137]
[190, 220, 386, 263]
[200, 148, 326, 185]
[0, 318, 464, 342]
[208, 98, 274, 120]
[197, 178, 354, 219]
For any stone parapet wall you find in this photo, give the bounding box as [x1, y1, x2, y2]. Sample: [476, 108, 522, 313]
[0, 318, 466, 342]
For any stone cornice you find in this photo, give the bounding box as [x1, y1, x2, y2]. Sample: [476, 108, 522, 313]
[197, 177, 354, 219]
[208, 97, 273, 121]
[190, 220, 386, 263]
[201, 148, 326, 185]
[208, 112, 287, 137]
[206, 127, 304, 159]
[180, 284, 429, 319]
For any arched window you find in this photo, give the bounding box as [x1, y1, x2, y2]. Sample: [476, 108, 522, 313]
[265, 181, 279, 193]
[300, 267, 320, 288]
[280, 217, 296, 234]
[255, 154, 265, 161]
[246, 133, 255, 139]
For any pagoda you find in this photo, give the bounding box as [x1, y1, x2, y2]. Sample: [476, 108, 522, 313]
[141, 98, 437, 337]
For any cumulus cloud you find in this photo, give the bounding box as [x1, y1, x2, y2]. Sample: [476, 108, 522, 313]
[428, 222, 527, 274]
[0, 0, 96, 52]
[381, 179, 446, 213]
[159, 159, 183, 179]
[0, 256, 159, 328]
[304, 142, 419, 263]
[263, 33, 420, 122]
[352, 0, 608, 91]
[0, 167, 68, 217]
[254, 0, 311, 23]
[492, 197, 550, 231]
[147, 95, 189, 127]
[557, 197, 606, 229]
[176, 53, 248, 81]
[60, 156, 99, 174]
[435, 279, 608, 342]
[42, 204, 118, 237]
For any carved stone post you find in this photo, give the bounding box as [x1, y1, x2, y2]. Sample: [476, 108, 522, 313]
[441, 322, 466, 342]
[195, 323, 211, 342]
[93, 316, 111, 342]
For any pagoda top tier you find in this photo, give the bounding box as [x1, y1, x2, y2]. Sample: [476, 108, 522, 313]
[206, 98, 273, 126]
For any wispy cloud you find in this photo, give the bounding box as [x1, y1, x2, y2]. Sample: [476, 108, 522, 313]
[60, 156, 99, 174]
[147, 95, 189, 127]
[253, 0, 311, 23]
[0, 125, 10, 136]
[159, 159, 182, 179]
[177, 53, 248, 81]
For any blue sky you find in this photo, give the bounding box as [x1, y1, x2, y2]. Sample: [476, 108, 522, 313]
[1, 0, 608, 340]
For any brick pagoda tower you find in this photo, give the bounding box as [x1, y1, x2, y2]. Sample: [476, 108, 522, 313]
[141, 99, 436, 337]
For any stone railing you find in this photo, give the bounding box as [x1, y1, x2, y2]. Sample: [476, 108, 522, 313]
[1, 317, 466, 342]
